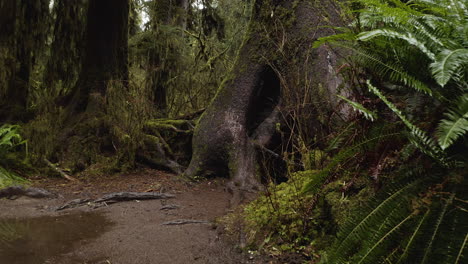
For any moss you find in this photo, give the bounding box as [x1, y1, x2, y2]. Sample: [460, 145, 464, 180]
[322, 176, 375, 226]
[241, 170, 334, 256]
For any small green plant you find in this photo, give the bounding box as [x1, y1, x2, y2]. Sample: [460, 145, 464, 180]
[313, 0, 468, 262]
[0, 124, 29, 188]
[243, 170, 333, 255]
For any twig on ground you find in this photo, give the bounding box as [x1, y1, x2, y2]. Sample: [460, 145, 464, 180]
[43, 158, 79, 182]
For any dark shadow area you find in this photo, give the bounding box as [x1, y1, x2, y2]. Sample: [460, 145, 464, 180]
[246, 65, 281, 136]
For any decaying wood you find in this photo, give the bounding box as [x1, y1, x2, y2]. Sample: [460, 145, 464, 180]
[56, 191, 175, 211]
[44, 158, 79, 182]
[0, 186, 55, 199]
[162, 219, 210, 225]
[94, 192, 175, 203]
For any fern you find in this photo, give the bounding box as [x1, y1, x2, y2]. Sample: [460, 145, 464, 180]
[357, 29, 436, 60]
[302, 133, 399, 194]
[367, 81, 449, 165]
[436, 94, 468, 149]
[326, 177, 424, 263]
[430, 49, 468, 87]
[337, 95, 378, 121]
[0, 124, 28, 188]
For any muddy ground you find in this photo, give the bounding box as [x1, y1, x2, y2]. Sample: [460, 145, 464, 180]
[0, 169, 272, 264]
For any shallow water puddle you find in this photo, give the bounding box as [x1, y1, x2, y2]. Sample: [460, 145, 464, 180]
[0, 212, 113, 264]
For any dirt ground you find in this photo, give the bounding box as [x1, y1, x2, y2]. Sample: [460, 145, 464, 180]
[0, 169, 269, 264]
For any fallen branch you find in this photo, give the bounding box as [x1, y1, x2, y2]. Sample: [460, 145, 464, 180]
[94, 192, 175, 203]
[56, 192, 175, 211]
[162, 219, 210, 225]
[44, 158, 79, 182]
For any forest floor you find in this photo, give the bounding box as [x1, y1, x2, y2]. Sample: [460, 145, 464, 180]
[0, 169, 271, 264]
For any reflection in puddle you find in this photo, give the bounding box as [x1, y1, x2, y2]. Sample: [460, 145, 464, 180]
[0, 212, 113, 264]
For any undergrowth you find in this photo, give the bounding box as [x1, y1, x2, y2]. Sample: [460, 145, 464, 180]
[0, 124, 29, 188]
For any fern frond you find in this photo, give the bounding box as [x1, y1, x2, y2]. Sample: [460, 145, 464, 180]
[302, 133, 399, 194]
[357, 29, 436, 60]
[430, 49, 468, 87]
[367, 81, 448, 164]
[337, 95, 378, 121]
[312, 31, 356, 48]
[358, 213, 414, 264]
[455, 233, 468, 264]
[344, 45, 434, 95]
[420, 193, 455, 264]
[327, 177, 423, 263]
[396, 209, 431, 264]
[436, 94, 468, 149]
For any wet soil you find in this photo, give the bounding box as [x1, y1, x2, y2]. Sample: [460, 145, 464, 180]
[0, 169, 259, 264]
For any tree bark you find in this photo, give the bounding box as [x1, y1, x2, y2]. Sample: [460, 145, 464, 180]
[43, 0, 87, 98]
[0, 0, 49, 122]
[146, 0, 188, 114]
[184, 0, 346, 200]
[66, 0, 129, 114]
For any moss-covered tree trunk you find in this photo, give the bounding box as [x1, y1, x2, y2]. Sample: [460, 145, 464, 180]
[65, 0, 129, 114]
[184, 0, 345, 201]
[146, 0, 188, 114]
[56, 0, 129, 170]
[43, 0, 87, 99]
[0, 0, 49, 122]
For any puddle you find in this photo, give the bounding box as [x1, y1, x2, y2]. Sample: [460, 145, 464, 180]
[0, 212, 113, 264]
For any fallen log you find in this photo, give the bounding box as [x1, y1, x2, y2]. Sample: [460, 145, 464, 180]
[0, 186, 55, 199]
[94, 192, 175, 203]
[56, 192, 175, 211]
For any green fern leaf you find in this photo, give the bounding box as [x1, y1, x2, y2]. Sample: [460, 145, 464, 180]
[436, 94, 468, 149]
[357, 29, 436, 60]
[430, 49, 468, 87]
[337, 95, 378, 121]
[327, 177, 422, 263]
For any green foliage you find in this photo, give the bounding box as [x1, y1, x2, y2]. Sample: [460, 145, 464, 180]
[303, 132, 399, 194]
[244, 170, 333, 254]
[0, 124, 29, 188]
[337, 94, 377, 121]
[436, 94, 468, 150]
[312, 0, 468, 263]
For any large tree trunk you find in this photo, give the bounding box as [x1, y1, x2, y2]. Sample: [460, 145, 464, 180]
[0, 0, 49, 122]
[146, 0, 188, 114]
[66, 0, 129, 114]
[56, 0, 129, 170]
[43, 0, 87, 99]
[184, 0, 345, 201]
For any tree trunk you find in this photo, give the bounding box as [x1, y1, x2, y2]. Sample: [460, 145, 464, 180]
[66, 0, 129, 114]
[43, 0, 87, 99]
[0, 0, 49, 122]
[184, 0, 346, 200]
[146, 0, 188, 114]
[0, 0, 17, 120]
